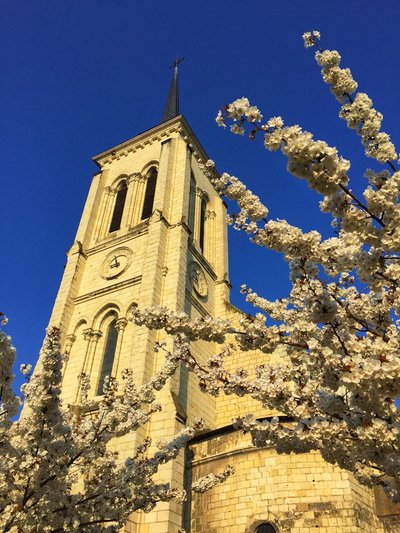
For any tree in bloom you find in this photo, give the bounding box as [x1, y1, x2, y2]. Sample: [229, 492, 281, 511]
[0, 324, 233, 532]
[134, 32, 400, 502]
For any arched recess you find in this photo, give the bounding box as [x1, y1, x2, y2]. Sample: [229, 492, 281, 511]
[141, 166, 158, 220]
[72, 318, 88, 336]
[245, 514, 280, 533]
[124, 301, 138, 319]
[109, 179, 128, 232]
[110, 174, 130, 190]
[92, 303, 121, 330]
[140, 161, 158, 177]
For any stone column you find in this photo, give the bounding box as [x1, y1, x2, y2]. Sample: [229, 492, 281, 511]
[96, 186, 115, 240]
[133, 174, 147, 226]
[74, 328, 102, 401]
[126, 173, 140, 228]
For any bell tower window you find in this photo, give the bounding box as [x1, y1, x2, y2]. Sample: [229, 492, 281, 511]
[188, 173, 196, 238]
[96, 318, 118, 395]
[109, 181, 128, 232]
[141, 167, 158, 220]
[199, 196, 207, 253]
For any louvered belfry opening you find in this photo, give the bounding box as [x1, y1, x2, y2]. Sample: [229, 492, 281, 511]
[199, 196, 207, 252]
[141, 167, 158, 220]
[109, 181, 128, 232]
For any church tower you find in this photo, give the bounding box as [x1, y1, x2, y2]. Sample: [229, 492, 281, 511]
[48, 63, 229, 532]
[46, 66, 399, 533]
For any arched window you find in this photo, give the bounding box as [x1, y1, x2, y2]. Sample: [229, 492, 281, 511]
[141, 167, 158, 220]
[199, 196, 207, 253]
[96, 318, 118, 395]
[255, 524, 277, 533]
[188, 173, 196, 238]
[109, 181, 128, 232]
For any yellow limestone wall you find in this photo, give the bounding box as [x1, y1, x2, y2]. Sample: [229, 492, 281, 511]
[188, 304, 398, 532]
[43, 115, 399, 532]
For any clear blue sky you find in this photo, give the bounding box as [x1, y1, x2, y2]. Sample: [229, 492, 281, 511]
[2, 1, 400, 389]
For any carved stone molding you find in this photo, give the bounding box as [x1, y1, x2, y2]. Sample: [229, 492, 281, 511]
[74, 276, 142, 304]
[96, 124, 181, 167]
[195, 186, 204, 198]
[91, 330, 103, 342]
[115, 318, 128, 333]
[64, 334, 76, 353]
[87, 225, 149, 255]
[128, 172, 141, 184]
[83, 328, 102, 342]
[83, 328, 94, 341]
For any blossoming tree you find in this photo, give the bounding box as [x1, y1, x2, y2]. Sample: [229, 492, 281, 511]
[134, 33, 400, 502]
[2, 30, 400, 531]
[0, 325, 232, 531]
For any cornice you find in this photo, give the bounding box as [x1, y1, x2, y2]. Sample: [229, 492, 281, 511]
[87, 223, 149, 255]
[74, 276, 142, 304]
[92, 115, 211, 170]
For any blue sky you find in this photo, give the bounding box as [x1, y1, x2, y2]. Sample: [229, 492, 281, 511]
[2, 1, 400, 389]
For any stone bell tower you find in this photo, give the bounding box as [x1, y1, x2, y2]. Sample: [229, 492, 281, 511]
[48, 62, 230, 532]
[45, 62, 399, 533]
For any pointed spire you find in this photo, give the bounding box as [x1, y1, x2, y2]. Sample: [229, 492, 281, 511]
[161, 57, 184, 123]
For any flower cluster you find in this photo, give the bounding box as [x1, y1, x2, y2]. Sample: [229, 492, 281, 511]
[315, 49, 358, 103]
[339, 93, 397, 163]
[302, 31, 320, 48]
[303, 33, 397, 163]
[201, 162, 267, 230]
[192, 466, 235, 493]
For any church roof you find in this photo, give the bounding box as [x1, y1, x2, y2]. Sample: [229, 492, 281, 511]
[92, 114, 210, 169]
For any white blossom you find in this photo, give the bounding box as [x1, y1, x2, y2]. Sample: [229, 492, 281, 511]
[136, 33, 400, 503]
[230, 123, 245, 135]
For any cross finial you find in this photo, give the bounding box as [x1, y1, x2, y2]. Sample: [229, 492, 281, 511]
[169, 56, 184, 70]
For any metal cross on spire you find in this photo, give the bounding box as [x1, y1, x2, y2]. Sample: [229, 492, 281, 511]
[169, 56, 184, 70]
[161, 57, 184, 122]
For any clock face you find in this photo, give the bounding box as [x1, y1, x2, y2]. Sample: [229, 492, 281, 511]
[101, 247, 132, 279]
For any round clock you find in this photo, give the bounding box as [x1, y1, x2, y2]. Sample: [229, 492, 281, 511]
[188, 261, 208, 298]
[101, 247, 133, 279]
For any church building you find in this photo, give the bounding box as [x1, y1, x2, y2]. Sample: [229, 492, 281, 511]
[47, 64, 399, 532]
